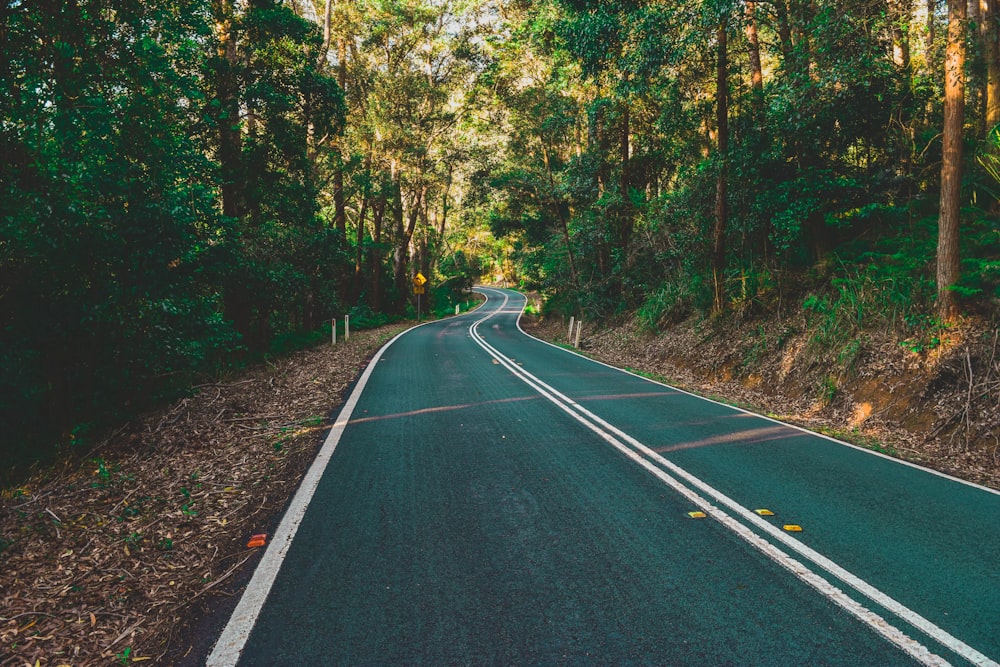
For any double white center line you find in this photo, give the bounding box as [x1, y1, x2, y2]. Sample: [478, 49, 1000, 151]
[470, 289, 996, 667]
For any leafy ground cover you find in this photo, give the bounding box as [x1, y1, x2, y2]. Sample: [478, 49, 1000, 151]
[0, 325, 406, 666]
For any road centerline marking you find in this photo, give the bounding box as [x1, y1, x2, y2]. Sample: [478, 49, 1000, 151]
[470, 287, 997, 667]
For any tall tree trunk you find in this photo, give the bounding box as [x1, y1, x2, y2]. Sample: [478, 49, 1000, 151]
[746, 2, 764, 98]
[775, 0, 795, 67]
[928, 0, 938, 49]
[390, 160, 403, 293]
[983, 0, 1000, 129]
[212, 0, 254, 347]
[371, 193, 385, 311]
[791, 0, 815, 75]
[619, 100, 632, 253]
[333, 37, 348, 236]
[393, 185, 425, 299]
[541, 144, 579, 289]
[320, 0, 333, 63]
[355, 152, 372, 289]
[211, 0, 242, 222]
[938, 0, 966, 320]
[354, 196, 368, 282]
[891, 0, 912, 69]
[438, 165, 452, 238]
[712, 15, 730, 314]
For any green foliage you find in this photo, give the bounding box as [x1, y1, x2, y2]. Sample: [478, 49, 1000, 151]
[636, 282, 695, 330]
[476, 0, 998, 342]
[0, 0, 349, 484]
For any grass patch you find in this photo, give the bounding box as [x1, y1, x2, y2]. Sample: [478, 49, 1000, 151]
[815, 426, 897, 456]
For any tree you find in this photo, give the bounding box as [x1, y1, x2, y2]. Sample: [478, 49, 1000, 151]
[712, 8, 730, 314]
[937, 0, 965, 320]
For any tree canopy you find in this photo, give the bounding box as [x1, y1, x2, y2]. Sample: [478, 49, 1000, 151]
[2, 0, 999, 480]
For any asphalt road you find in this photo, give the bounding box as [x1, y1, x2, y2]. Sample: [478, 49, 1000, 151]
[208, 287, 1000, 666]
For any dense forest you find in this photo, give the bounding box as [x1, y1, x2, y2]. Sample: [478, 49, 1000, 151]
[2, 0, 999, 481]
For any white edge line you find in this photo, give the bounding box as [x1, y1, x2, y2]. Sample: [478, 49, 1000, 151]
[475, 287, 1000, 499]
[473, 287, 999, 667]
[206, 314, 478, 667]
[467, 302, 952, 666]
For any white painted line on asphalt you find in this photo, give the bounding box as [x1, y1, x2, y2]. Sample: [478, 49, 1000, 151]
[471, 288, 998, 667]
[207, 304, 499, 666]
[498, 287, 1000, 499]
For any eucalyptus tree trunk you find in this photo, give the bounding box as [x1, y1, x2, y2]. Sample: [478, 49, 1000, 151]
[746, 2, 764, 98]
[541, 144, 579, 290]
[619, 101, 633, 257]
[928, 0, 937, 49]
[937, 0, 966, 320]
[371, 192, 386, 311]
[333, 36, 348, 236]
[983, 0, 1000, 129]
[211, 0, 242, 222]
[712, 14, 729, 314]
[775, 0, 794, 63]
[890, 0, 912, 69]
[393, 185, 425, 300]
[211, 0, 253, 345]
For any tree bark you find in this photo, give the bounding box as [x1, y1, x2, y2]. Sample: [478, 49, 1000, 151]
[938, 0, 966, 320]
[211, 0, 255, 347]
[619, 101, 633, 253]
[983, 0, 1000, 129]
[928, 0, 938, 49]
[333, 36, 348, 236]
[746, 2, 764, 98]
[393, 185, 425, 299]
[319, 0, 333, 66]
[890, 0, 912, 69]
[774, 0, 795, 68]
[713, 15, 730, 314]
[541, 144, 579, 289]
[371, 192, 385, 311]
[211, 0, 242, 222]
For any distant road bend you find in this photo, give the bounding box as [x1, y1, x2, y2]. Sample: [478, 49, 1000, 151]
[207, 287, 1000, 666]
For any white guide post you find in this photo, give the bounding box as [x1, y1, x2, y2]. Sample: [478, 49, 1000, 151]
[345, 315, 350, 341]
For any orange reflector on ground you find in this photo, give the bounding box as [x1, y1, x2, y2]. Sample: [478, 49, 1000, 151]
[754, 509, 775, 516]
[687, 511, 707, 519]
[783, 525, 803, 532]
[247, 533, 267, 548]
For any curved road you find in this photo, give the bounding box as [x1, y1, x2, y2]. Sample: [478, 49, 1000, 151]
[208, 287, 1000, 666]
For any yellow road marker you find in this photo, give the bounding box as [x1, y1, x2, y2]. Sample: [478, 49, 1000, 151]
[754, 509, 775, 516]
[783, 524, 803, 532]
[687, 511, 707, 519]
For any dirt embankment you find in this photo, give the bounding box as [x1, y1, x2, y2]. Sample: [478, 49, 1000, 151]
[0, 325, 407, 666]
[522, 311, 1000, 491]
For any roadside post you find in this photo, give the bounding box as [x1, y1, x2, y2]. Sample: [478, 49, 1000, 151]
[345, 315, 350, 341]
[332, 318, 337, 346]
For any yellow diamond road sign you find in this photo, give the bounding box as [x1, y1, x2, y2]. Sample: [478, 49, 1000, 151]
[413, 272, 427, 286]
